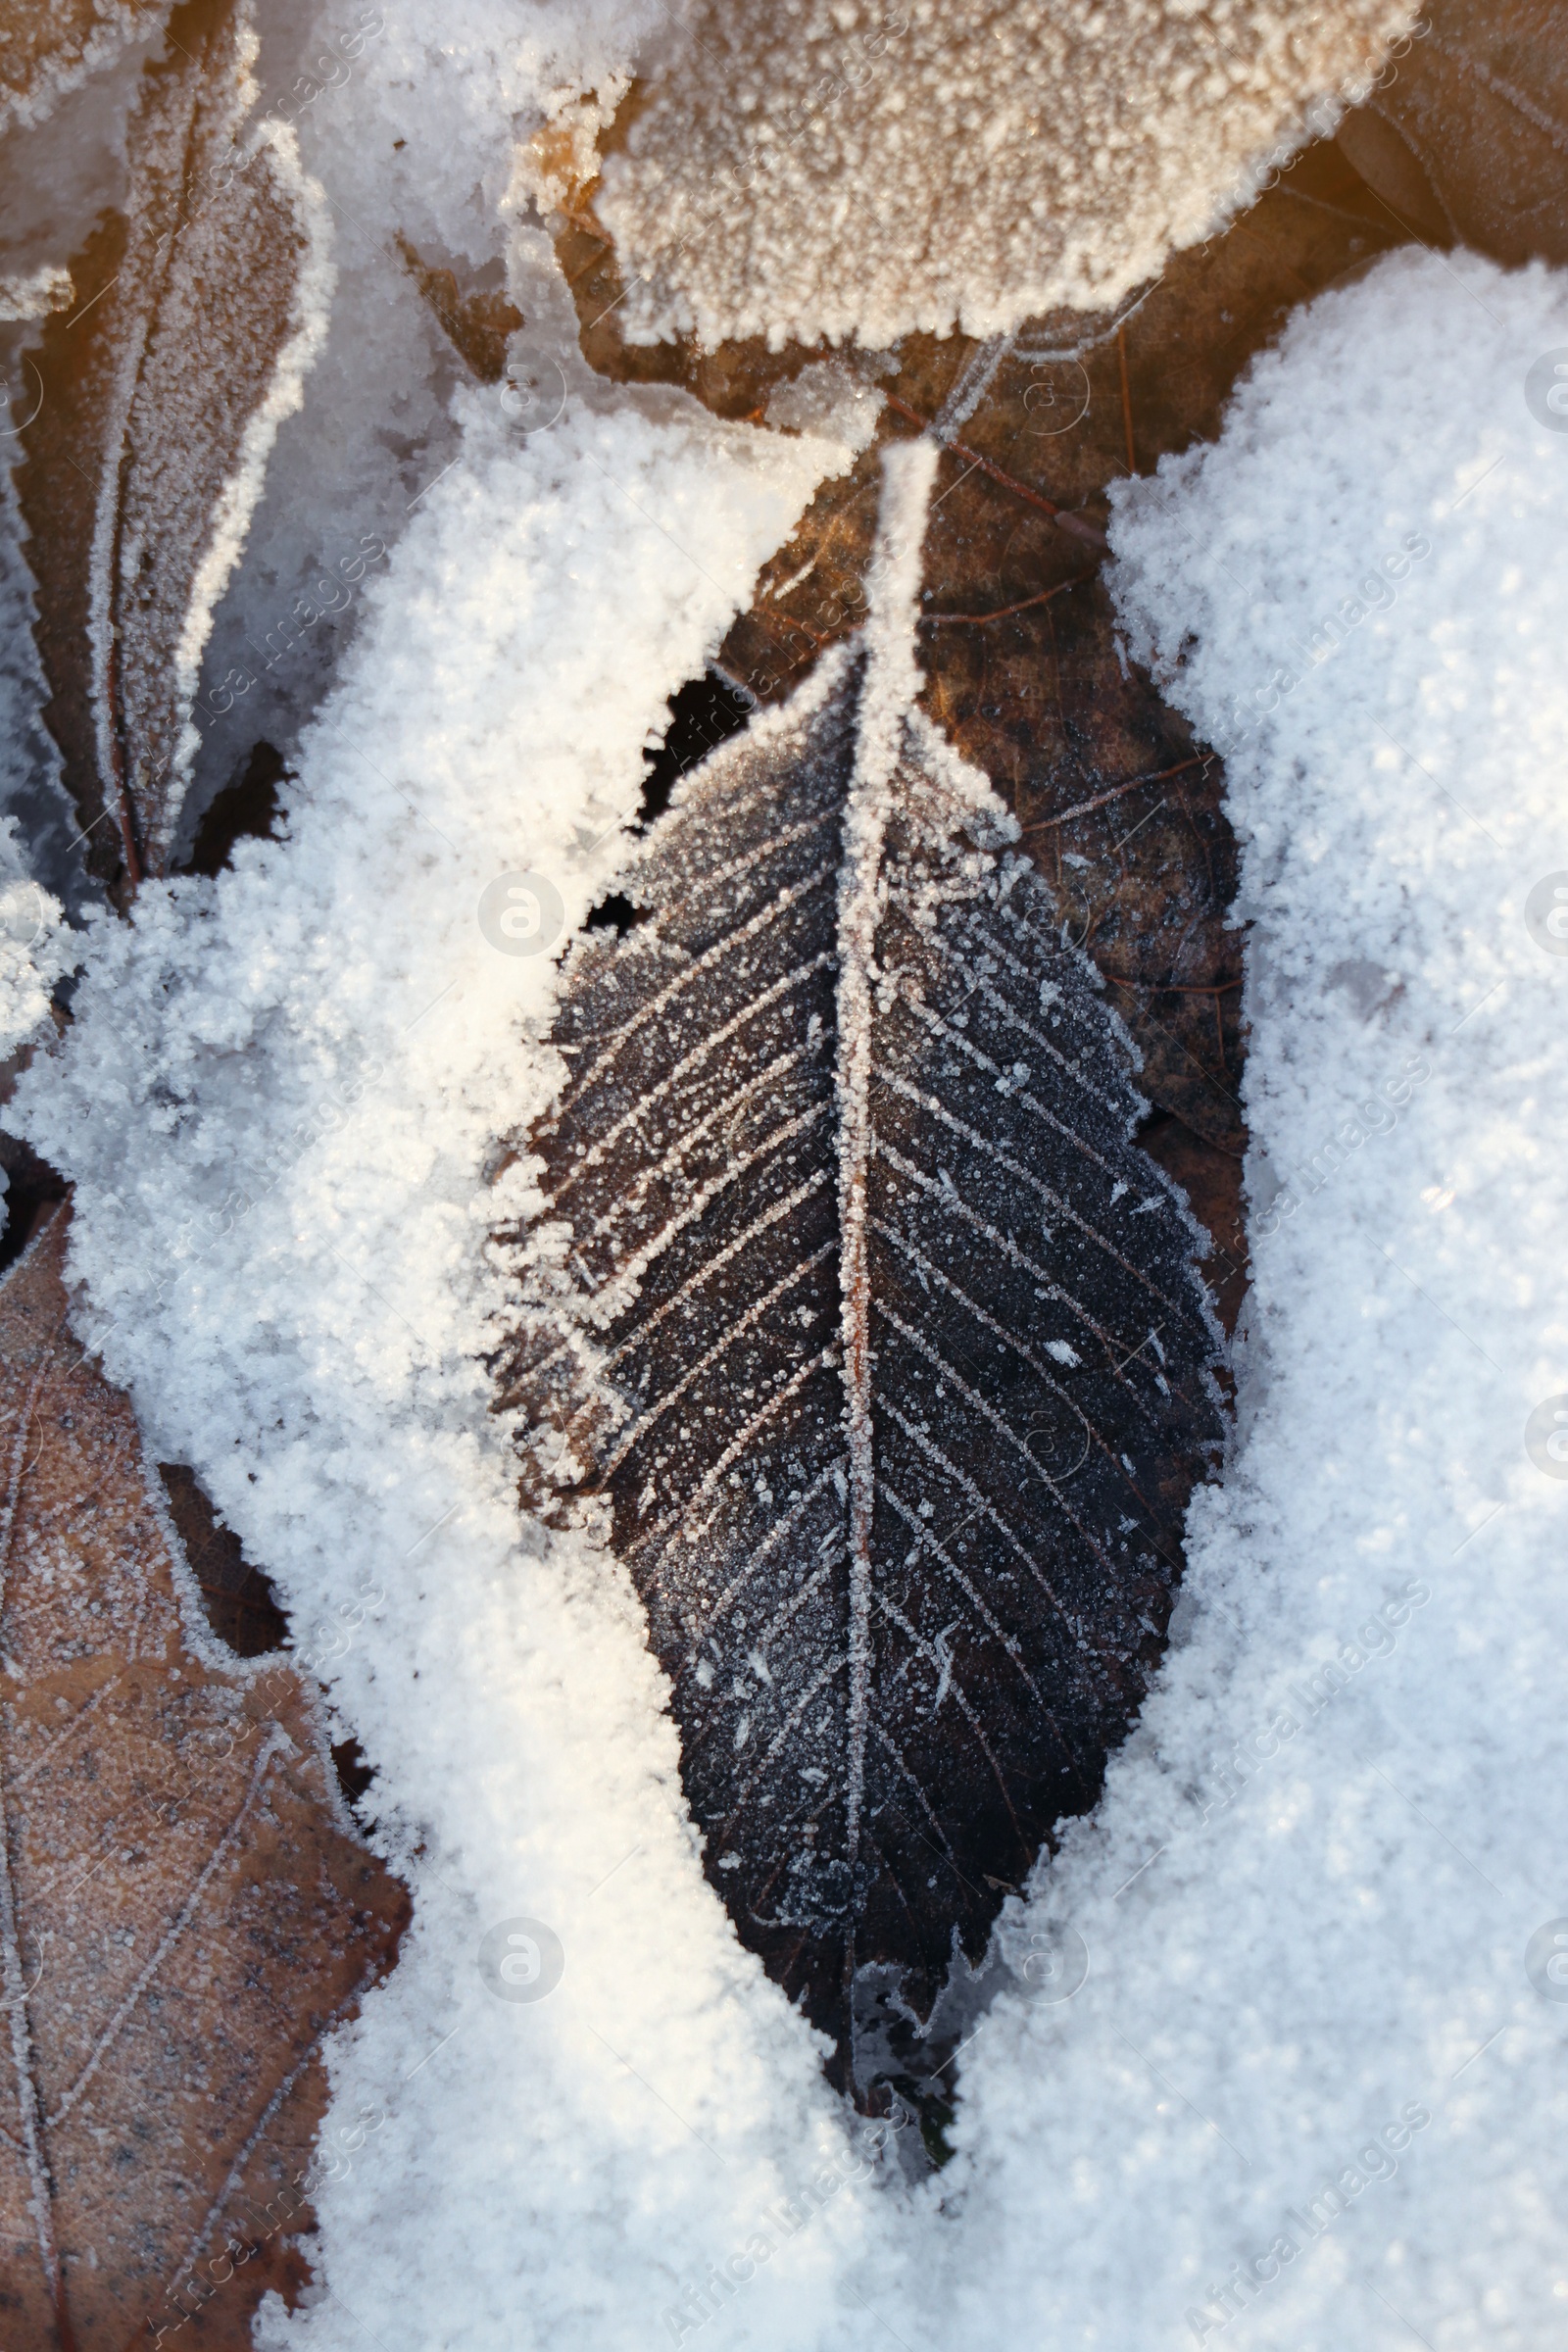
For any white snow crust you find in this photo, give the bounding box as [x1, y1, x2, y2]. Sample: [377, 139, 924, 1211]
[13, 363, 894, 2346]
[0, 815, 70, 1062]
[902, 248, 1568, 2352]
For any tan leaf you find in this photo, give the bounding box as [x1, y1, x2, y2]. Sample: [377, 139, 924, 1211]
[16, 0, 331, 893]
[395, 235, 523, 386]
[0, 1208, 407, 2350]
[1336, 0, 1568, 263]
[586, 0, 1412, 350]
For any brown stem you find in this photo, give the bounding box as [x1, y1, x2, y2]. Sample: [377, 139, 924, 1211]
[918, 572, 1095, 627]
[1117, 324, 1137, 474]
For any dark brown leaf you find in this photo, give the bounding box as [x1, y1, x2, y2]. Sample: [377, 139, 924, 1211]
[0, 1207, 407, 2349]
[554, 134, 1421, 1335]
[498, 457, 1223, 2090]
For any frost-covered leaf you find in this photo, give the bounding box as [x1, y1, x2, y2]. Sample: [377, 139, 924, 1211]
[16, 0, 331, 890]
[589, 0, 1416, 350]
[0, 0, 169, 135]
[0, 1209, 406, 2348]
[500, 448, 1222, 2076]
[1335, 0, 1568, 262]
[564, 137, 1420, 1314]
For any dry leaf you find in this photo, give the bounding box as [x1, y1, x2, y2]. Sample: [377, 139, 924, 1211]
[563, 134, 1418, 1323]
[587, 0, 1409, 349]
[0, 1208, 406, 2349]
[16, 0, 331, 892]
[1335, 1, 1568, 263]
[499, 450, 1222, 2088]
[0, 0, 170, 136]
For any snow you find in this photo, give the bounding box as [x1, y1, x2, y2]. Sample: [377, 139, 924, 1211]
[11, 304, 895, 2345]
[7, 3, 1568, 2341]
[595, 0, 1420, 351]
[902, 246, 1568, 2352]
[0, 811, 71, 1072]
[174, 0, 660, 854]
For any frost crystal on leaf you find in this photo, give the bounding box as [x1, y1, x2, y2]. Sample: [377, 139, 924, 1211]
[0, 815, 70, 1061]
[17, 0, 332, 885]
[502, 446, 1224, 2070]
[594, 0, 1419, 350]
[0, 0, 171, 135]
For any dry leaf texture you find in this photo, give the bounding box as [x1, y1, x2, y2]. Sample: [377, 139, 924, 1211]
[17, 0, 331, 887]
[0, 0, 170, 135]
[502, 451, 1222, 2066]
[1335, 0, 1568, 262]
[0, 1212, 406, 2349]
[593, 0, 1416, 349]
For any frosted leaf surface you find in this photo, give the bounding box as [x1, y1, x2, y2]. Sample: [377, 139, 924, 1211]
[595, 0, 1418, 350]
[17, 0, 331, 885]
[505, 450, 1223, 2065]
[0, 0, 170, 134]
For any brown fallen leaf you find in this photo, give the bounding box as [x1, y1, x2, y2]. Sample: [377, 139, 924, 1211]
[0, 1206, 407, 2350]
[554, 132, 1418, 1335]
[0, 0, 170, 135]
[583, 0, 1408, 352]
[1335, 1, 1568, 265]
[16, 0, 331, 894]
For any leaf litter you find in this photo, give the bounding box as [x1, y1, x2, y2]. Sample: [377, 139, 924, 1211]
[0, 1208, 406, 2349]
[3, 4, 1568, 2332]
[556, 125, 1429, 1326]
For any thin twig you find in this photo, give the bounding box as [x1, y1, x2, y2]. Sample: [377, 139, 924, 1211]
[1028, 756, 1205, 829]
[1117, 324, 1136, 474]
[918, 572, 1095, 627]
